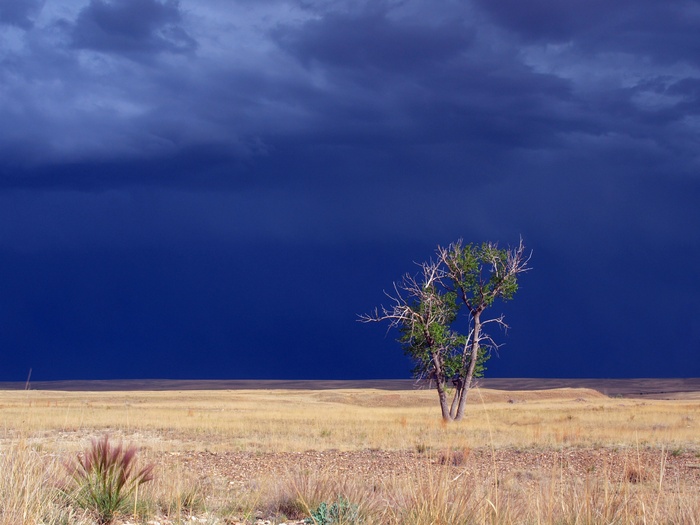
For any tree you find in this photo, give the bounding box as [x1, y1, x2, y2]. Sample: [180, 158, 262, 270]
[360, 239, 530, 421]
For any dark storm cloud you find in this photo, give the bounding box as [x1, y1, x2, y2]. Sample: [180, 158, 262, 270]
[0, 0, 697, 247]
[1, 0, 697, 188]
[0, 0, 44, 29]
[0, 0, 696, 250]
[471, 0, 637, 42]
[264, 4, 593, 183]
[474, 0, 700, 66]
[272, 8, 474, 72]
[1, 1, 699, 380]
[71, 0, 196, 55]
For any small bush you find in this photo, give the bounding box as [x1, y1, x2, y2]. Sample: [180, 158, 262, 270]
[63, 434, 154, 524]
[438, 448, 470, 466]
[305, 496, 360, 525]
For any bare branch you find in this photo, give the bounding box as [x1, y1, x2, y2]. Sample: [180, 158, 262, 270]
[360, 237, 531, 422]
[507, 236, 533, 275]
[358, 257, 449, 342]
[481, 314, 509, 331]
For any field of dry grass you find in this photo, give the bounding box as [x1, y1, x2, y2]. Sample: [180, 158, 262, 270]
[1, 381, 700, 524]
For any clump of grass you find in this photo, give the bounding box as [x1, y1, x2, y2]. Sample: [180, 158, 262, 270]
[415, 442, 430, 454]
[624, 464, 647, 484]
[437, 447, 470, 466]
[247, 469, 375, 524]
[148, 458, 215, 521]
[63, 434, 154, 524]
[381, 466, 484, 525]
[0, 440, 57, 525]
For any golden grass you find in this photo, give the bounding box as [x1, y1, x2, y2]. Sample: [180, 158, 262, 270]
[1, 386, 698, 453]
[224, 451, 700, 525]
[1, 385, 700, 524]
[0, 440, 52, 525]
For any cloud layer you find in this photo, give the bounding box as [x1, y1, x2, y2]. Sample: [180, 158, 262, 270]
[1, 0, 699, 380]
[1, 0, 697, 183]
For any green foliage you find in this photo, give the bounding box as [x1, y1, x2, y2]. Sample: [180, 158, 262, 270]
[445, 241, 520, 308]
[403, 333, 490, 384]
[398, 288, 461, 383]
[363, 238, 528, 419]
[464, 345, 489, 378]
[398, 243, 516, 385]
[63, 434, 154, 524]
[305, 496, 361, 525]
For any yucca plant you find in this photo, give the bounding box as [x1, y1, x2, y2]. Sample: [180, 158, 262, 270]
[63, 434, 154, 524]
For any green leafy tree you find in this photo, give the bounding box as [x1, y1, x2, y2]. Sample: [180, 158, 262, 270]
[360, 239, 530, 421]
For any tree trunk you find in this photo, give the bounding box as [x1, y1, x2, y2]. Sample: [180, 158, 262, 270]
[454, 312, 481, 421]
[435, 379, 452, 421]
[431, 352, 453, 421]
[449, 382, 461, 419]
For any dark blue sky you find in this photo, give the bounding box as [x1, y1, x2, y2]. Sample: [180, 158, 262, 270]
[1, 0, 699, 381]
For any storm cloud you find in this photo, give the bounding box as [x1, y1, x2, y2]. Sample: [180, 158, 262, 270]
[0, 0, 45, 29]
[0, 0, 698, 381]
[71, 0, 196, 56]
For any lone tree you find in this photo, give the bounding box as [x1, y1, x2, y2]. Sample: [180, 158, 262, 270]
[360, 239, 530, 421]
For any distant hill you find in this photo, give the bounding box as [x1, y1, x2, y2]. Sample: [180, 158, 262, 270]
[1, 377, 699, 398]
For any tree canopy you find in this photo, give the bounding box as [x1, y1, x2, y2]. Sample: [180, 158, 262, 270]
[361, 239, 531, 421]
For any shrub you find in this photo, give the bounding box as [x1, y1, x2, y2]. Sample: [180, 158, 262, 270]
[305, 496, 360, 525]
[63, 434, 154, 524]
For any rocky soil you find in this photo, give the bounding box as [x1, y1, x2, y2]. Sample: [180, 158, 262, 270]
[157, 446, 700, 486]
[130, 446, 700, 524]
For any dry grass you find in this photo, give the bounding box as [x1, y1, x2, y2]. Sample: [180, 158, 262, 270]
[1, 384, 699, 524]
[227, 450, 700, 525]
[0, 440, 54, 525]
[1, 386, 698, 453]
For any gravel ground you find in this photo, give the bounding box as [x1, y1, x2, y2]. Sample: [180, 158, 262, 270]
[134, 446, 700, 524]
[156, 447, 700, 486]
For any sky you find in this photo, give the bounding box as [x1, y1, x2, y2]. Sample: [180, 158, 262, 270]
[0, 0, 699, 381]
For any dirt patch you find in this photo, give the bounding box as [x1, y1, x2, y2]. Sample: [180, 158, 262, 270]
[152, 446, 700, 492]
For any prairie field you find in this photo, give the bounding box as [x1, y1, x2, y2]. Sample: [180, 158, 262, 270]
[1, 380, 700, 524]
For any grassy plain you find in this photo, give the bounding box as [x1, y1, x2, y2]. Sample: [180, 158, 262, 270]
[1, 381, 700, 524]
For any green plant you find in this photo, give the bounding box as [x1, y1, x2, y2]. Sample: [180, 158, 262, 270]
[361, 238, 530, 421]
[63, 434, 154, 524]
[305, 496, 360, 525]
